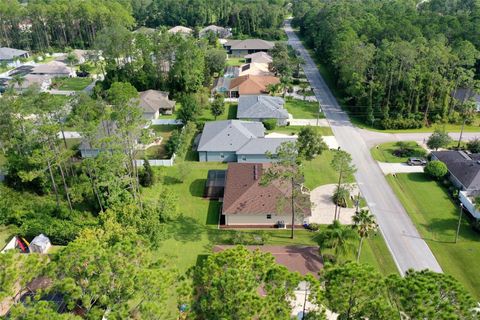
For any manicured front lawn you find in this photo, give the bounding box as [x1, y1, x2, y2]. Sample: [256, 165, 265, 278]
[387, 173, 480, 298]
[53, 77, 92, 91]
[270, 125, 333, 136]
[303, 150, 354, 190]
[226, 57, 245, 66]
[370, 141, 426, 163]
[285, 98, 324, 119]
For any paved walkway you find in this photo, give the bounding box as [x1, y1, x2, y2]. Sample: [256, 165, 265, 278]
[285, 19, 442, 274]
[377, 162, 425, 175]
[309, 184, 358, 225]
[289, 119, 329, 126]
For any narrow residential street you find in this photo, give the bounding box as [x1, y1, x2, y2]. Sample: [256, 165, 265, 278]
[284, 20, 443, 273]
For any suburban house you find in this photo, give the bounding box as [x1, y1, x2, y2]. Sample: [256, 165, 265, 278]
[224, 66, 239, 78]
[227, 75, 279, 97]
[211, 77, 231, 96]
[79, 121, 120, 158]
[138, 90, 176, 119]
[0, 47, 29, 64]
[199, 25, 232, 38]
[219, 163, 311, 226]
[452, 88, 480, 112]
[13, 74, 52, 92]
[237, 95, 289, 125]
[197, 120, 295, 162]
[244, 51, 273, 64]
[238, 62, 273, 77]
[168, 26, 193, 36]
[224, 39, 274, 57]
[31, 61, 76, 77]
[431, 150, 480, 218]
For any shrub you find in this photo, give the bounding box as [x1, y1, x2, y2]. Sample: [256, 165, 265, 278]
[467, 138, 480, 153]
[380, 118, 423, 130]
[262, 119, 277, 130]
[424, 160, 448, 179]
[306, 223, 321, 231]
[139, 158, 154, 187]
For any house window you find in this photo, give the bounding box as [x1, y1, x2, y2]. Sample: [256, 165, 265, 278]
[242, 156, 246, 161]
[220, 153, 224, 158]
[266, 214, 272, 219]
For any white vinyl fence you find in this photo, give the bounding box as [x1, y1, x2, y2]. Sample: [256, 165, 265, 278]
[150, 119, 183, 125]
[135, 153, 176, 167]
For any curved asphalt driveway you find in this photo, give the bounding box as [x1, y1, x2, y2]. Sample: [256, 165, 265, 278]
[284, 20, 442, 274]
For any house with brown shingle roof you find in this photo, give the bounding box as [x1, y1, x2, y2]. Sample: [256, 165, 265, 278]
[138, 90, 176, 120]
[221, 163, 311, 226]
[227, 75, 279, 97]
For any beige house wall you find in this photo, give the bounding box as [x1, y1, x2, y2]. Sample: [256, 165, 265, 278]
[225, 213, 292, 225]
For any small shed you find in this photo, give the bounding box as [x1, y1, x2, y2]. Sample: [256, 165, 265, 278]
[204, 170, 226, 199]
[29, 234, 51, 254]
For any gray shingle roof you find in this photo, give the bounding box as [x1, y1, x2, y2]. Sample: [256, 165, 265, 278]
[236, 137, 296, 155]
[0, 47, 28, 60]
[238, 95, 289, 120]
[244, 51, 273, 64]
[225, 39, 274, 51]
[197, 120, 265, 152]
[431, 151, 480, 191]
[138, 90, 175, 113]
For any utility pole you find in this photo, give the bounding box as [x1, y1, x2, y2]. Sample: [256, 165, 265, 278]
[455, 204, 464, 243]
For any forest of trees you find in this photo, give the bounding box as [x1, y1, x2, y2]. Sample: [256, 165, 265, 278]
[293, 0, 480, 129]
[0, 0, 286, 52]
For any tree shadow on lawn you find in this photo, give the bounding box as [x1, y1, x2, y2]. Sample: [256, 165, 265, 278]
[405, 172, 429, 183]
[189, 179, 206, 197]
[163, 216, 205, 243]
[164, 175, 181, 185]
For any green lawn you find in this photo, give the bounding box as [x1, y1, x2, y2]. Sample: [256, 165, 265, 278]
[370, 141, 427, 163]
[285, 98, 324, 119]
[269, 125, 333, 136]
[54, 77, 92, 91]
[162, 103, 237, 122]
[387, 173, 480, 298]
[226, 57, 245, 67]
[137, 125, 180, 159]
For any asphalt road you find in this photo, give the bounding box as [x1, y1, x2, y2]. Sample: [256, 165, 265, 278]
[284, 20, 443, 274]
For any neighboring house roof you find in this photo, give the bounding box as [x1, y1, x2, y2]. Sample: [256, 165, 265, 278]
[236, 137, 296, 155]
[222, 162, 311, 216]
[168, 26, 193, 34]
[212, 77, 232, 93]
[224, 66, 240, 78]
[244, 51, 273, 64]
[431, 151, 480, 190]
[237, 95, 288, 120]
[452, 88, 480, 111]
[200, 25, 231, 37]
[31, 61, 73, 75]
[138, 90, 175, 113]
[133, 27, 156, 34]
[0, 47, 28, 60]
[13, 74, 51, 90]
[238, 62, 272, 76]
[224, 39, 274, 51]
[229, 75, 279, 95]
[197, 120, 265, 152]
[213, 245, 323, 276]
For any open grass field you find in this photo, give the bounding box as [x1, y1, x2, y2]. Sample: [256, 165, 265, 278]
[387, 173, 480, 298]
[370, 141, 426, 163]
[54, 77, 92, 91]
[285, 98, 324, 119]
[269, 125, 333, 136]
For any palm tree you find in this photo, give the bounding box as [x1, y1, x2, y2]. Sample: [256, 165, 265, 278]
[10, 74, 25, 88]
[319, 220, 357, 260]
[352, 209, 378, 262]
[299, 82, 309, 101]
[279, 76, 292, 98]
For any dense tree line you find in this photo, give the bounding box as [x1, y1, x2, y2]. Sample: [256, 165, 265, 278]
[134, 0, 287, 40]
[293, 0, 480, 129]
[0, 0, 134, 51]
